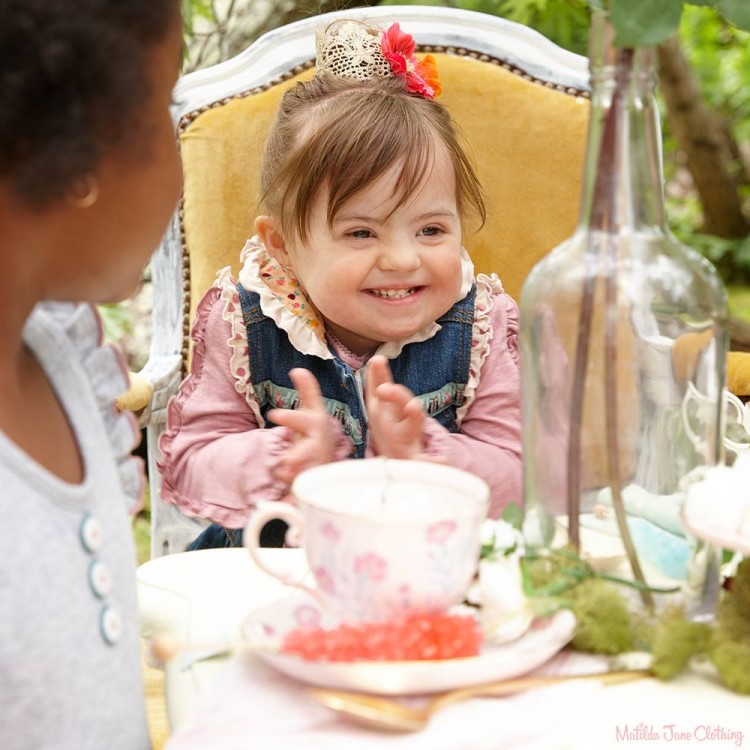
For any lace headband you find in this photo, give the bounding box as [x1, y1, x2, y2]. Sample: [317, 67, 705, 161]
[315, 21, 442, 99]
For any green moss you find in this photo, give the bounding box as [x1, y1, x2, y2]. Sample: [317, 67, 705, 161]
[568, 579, 634, 654]
[650, 609, 711, 679]
[519, 547, 750, 694]
[716, 559, 750, 642]
[710, 640, 750, 694]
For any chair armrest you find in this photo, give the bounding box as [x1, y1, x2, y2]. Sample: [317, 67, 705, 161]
[131, 354, 183, 429]
[727, 351, 750, 398]
[115, 371, 154, 414]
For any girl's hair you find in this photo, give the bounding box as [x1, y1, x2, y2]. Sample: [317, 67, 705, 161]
[261, 75, 486, 241]
[0, 0, 179, 207]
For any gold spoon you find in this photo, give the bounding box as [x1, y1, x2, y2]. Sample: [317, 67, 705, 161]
[309, 669, 650, 732]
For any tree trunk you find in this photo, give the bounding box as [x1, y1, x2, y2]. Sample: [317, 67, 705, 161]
[657, 38, 749, 239]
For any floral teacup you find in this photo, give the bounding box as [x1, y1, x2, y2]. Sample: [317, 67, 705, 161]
[244, 458, 490, 622]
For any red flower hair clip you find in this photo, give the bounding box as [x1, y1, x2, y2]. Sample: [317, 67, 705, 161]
[381, 22, 442, 99]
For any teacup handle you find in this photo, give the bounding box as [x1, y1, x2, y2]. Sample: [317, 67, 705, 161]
[243, 501, 322, 603]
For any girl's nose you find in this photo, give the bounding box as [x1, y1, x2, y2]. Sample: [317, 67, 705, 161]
[377, 241, 421, 272]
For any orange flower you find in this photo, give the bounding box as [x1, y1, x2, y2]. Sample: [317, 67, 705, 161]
[380, 22, 441, 99]
[413, 54, 442, 98]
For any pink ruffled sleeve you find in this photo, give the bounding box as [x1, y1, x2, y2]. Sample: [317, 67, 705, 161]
[157, 285, 348, 528]
[419, 292, 522, 519]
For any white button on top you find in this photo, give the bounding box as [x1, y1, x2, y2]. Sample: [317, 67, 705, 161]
[100, 606, 122, 645]
[88, 560, 112, 599]
[80, 514, 103, 554]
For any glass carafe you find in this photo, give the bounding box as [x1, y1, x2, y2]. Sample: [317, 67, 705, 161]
[519, 12, 727, 615]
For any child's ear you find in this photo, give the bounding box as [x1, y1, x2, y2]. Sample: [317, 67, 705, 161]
[255, 215, 291, 267]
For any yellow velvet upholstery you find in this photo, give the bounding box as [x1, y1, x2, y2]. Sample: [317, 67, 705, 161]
[179, 53, 590, 325]
[727, 352, 750, 397]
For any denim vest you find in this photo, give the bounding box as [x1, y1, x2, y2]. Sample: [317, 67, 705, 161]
[237, 283, 477, 458]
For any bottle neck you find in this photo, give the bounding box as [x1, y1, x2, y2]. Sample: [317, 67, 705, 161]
[578, 15, 665, 233]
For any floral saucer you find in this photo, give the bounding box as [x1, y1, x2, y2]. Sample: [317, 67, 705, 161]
[240, 593, 576, 695]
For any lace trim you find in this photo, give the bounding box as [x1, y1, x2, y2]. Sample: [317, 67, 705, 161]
[325, 329, 374, 367]
[238, 237, 333, 360]
[214, 267, 266, 425]
[455, 273, 505, 425]
[42, 302, 145, 514]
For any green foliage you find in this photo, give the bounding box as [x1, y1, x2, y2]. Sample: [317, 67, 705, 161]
[132, 482, 152, 565]
[379, 0, 591, 54]
[501, 501, 524, 530]
[609, 0, 682, 47]
[679, 7, 750, 142]
[98, 303, 132, 344]
[586, 0, 750, 46]
[182, 0, 214, 38]
[716, 0, 750, 29]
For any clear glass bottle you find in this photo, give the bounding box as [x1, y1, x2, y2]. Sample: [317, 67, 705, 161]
[519, 12, 727, 615]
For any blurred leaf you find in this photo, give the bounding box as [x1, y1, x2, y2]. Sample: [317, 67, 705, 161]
[182, 0, 215, 39]
[717, 0, 750, 30]
[502, 501, 525, 530]
[98, 303, 132, 343]
[609, 0, 682, 46]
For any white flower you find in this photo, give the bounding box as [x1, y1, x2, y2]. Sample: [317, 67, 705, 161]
[468, 553, 533, 645]
[684, 455, 750, 542]
[480, 518, 524, 557]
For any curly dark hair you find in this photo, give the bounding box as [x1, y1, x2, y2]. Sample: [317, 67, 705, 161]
[0, 0, 179, 206]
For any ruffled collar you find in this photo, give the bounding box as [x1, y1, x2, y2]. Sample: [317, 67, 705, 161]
[237, 235, 475, 361]
[28, 303, 145, 514]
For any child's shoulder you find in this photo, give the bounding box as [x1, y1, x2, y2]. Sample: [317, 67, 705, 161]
[28, 302, 144, 509]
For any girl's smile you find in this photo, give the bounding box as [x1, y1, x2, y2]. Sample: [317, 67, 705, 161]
[366, 286, 421, 299]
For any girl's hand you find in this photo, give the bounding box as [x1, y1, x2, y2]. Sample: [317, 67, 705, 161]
[268, 368, 336, 484]
[365, 355, 427, 460]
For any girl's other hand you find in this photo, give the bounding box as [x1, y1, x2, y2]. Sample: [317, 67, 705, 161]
[365, 355, 426, 460]
[269, 368, 336, 484]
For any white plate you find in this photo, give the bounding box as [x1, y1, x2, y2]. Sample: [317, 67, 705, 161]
[240, 594, 576, 695]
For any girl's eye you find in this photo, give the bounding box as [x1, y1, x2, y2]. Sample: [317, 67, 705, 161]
[346, 229, 374, 240]
[419, 225, 443, 237]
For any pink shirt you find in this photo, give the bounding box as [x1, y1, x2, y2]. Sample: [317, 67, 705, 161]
[158, 264, 522, 525]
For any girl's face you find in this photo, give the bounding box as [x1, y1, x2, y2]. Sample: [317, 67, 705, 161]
[280, 148, 464, 356]
[40, 12, 183, 304]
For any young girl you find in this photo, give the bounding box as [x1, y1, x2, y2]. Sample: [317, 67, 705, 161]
[0, 1, 182, 747]
[158, 20, 522, 549]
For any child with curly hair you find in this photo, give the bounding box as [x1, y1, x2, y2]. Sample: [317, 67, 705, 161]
[0, 1, 182, 747]
[159, 20, 522, 549]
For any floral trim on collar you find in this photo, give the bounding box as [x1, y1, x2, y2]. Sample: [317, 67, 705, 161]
[258, 256, 324, 339]
[238, 237, 332, 360]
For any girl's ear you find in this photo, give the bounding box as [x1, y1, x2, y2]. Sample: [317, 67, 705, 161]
[255, 215, 292, 267]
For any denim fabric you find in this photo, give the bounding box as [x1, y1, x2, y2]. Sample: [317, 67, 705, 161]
[187, 520, 288, 550]
[237, 282, 476, 455]
[190, 284, 477, 551]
